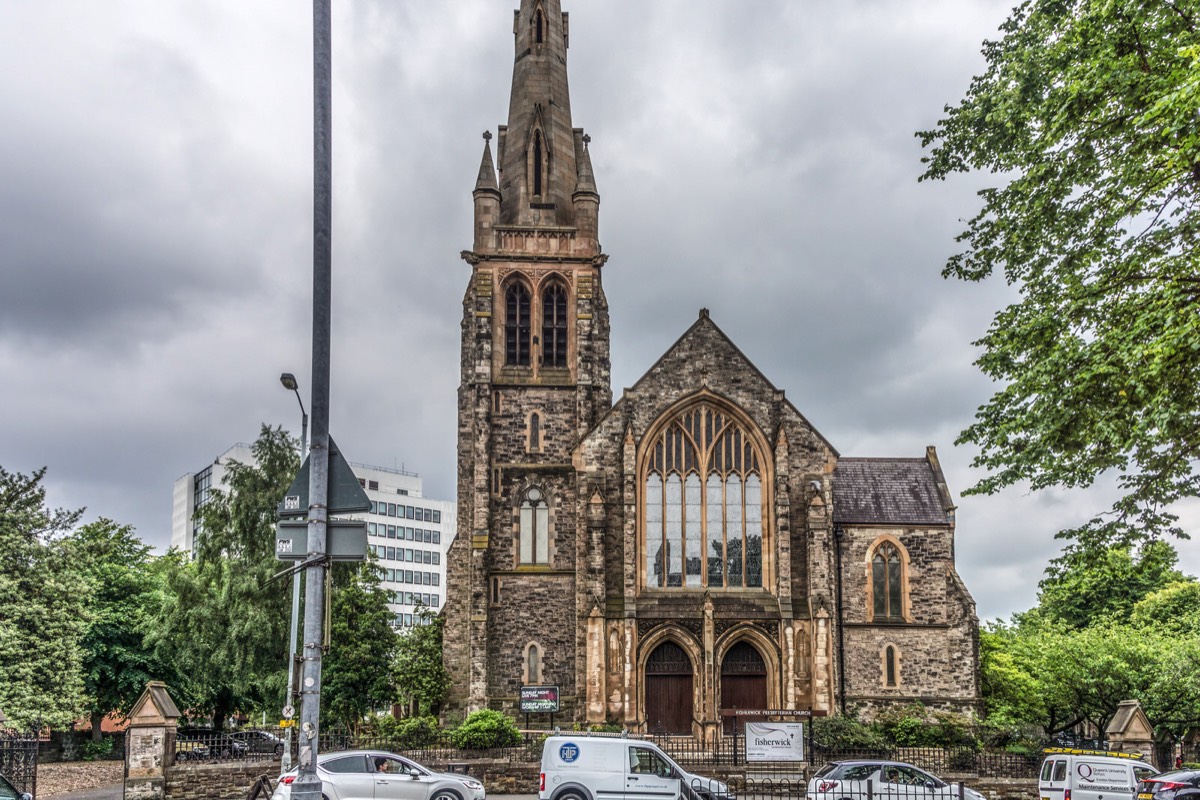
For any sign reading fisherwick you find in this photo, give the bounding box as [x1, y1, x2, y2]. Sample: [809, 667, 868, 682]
[744, 722, 805, 762]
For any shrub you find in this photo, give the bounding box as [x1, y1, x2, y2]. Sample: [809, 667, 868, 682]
[810, 716, 890, 750]
[81, 737, 114, 761]
[449, 710, 522, 749]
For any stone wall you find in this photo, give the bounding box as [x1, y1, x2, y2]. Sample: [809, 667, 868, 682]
[164, 759, 277, 800]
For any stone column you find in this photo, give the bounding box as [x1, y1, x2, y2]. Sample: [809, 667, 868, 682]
[123, 681, 181, 800]
[1105, 700, 1157, 766]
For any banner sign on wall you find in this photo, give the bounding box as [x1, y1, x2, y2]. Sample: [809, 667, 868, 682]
[519, 685, 560, 713]
[744, 722, 805, 762]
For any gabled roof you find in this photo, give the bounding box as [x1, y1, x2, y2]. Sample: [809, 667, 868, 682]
[833, 457, 951, 526]
[599, 309, 838, 456]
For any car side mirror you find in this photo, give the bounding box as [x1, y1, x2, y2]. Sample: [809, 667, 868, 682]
[21, 793, 33, 800]
[925, 781, 937, 791]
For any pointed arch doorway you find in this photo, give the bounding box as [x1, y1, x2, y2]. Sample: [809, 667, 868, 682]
[720, 641, 767, 734]
[645, 641, 693, 734]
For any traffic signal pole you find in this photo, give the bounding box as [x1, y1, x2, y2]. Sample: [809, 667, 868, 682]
[291, 1, 332, 797]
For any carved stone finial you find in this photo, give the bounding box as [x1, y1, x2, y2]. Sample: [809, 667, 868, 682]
[582, 133, 591, 147]
[483, 130, 493, 142]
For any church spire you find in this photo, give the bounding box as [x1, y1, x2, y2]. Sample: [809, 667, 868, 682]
[497, 0, 581, 227]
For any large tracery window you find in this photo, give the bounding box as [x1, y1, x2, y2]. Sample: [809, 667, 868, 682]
[643, 403, 766, 589]
[505, 282, 532, 366]
[542, 281, 568, 367]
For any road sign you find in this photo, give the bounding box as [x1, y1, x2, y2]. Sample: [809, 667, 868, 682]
[282, 705, 295, 720]
[278, 436, 370, 517]
[275, 520, 368, 561]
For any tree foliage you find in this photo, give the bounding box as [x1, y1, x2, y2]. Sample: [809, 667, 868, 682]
[393, 606, 449, 717]
[323, 561, 397, 729]
[919, 0, 1200, 541]
[149, 425, 297, 729]
[0, 466, 89, 729]
[65, 519, 165, 738]
[981, 536, 1199, 735]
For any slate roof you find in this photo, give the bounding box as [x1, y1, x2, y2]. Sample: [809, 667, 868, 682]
[833, 457, 951, 526]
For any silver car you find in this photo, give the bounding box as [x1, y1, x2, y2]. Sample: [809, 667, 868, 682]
[808, 760, 987, 800]
[272, 750, 486, 800]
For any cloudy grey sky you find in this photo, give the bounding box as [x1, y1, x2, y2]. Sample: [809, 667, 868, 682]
[2, 0, 1195, 622]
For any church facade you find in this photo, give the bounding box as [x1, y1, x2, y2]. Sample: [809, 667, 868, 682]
[442, 0, 980, 735]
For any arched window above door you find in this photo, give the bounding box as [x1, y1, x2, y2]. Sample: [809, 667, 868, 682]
[642, 401, 769, 590]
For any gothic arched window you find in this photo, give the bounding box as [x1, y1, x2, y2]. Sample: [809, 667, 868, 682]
[643, 402, 767, 590]
[884, 644, 899, 687]
[542, 281, 568, 367]
[870, 540, 906, 621]
[525, 642, 543, 683]
[505, 281, 532, 366]
[519, 487, 549, 565]
[528, 412, 541, 452]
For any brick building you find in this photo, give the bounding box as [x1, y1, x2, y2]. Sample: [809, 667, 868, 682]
[442, 0, 980, 735]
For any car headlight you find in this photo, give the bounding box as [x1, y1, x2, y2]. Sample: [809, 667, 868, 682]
[458, 778, 484, 790]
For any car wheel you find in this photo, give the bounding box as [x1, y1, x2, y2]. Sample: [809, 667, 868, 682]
[431, 790, 464, 800]
[221, 747, 232, 758]
[275, 743, 284, 756]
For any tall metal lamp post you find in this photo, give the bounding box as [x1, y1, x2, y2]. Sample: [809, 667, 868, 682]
[279, 372, 307, 771]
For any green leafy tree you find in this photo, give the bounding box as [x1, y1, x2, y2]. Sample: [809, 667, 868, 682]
[0, 466, 89, 729]
[1131, 580, 1200, 634]
[149, 425, 297, 729]
[978, 622, 1044, 727]
[65, 519, 166, 739]
[1037, 537, 1185, 628]
[918, 0, 1200, 542]
[323, 561, 397, 729]
[393, 605, 449, 717]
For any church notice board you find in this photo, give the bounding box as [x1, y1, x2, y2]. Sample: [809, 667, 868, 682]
[725, 710, 810, 762]
[520, 685, 559, 713]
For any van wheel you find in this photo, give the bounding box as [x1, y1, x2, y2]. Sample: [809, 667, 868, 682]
[558, 790, 588, 800]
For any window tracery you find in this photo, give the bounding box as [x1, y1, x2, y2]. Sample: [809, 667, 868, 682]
[642, 402, 767, 590]
[505, 281, 532, 366]
[869, 539, 907, 621]
[519, 486, 549, 565]
[542, 281, 568, 367]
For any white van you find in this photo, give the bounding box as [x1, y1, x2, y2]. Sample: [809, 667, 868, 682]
[538, 734, 734, 800]
[1039, 748, 1159, 800]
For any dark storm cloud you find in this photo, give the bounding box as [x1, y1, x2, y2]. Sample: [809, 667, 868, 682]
[1, 0, 1193, 621]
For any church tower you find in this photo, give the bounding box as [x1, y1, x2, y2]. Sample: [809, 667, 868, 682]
[444, 0, 611, 715]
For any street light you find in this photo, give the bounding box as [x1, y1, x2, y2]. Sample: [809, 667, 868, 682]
[279, 371, 308, 771]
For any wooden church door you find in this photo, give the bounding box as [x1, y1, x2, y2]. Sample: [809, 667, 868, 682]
[720, 641, 767, 734]
[644, 641, 693, 734]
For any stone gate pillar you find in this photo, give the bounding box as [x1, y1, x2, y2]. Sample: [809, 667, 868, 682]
[124, 681, 181, 800]
[1105, 699, 1156, 766]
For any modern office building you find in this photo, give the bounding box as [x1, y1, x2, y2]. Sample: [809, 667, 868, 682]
[172, 445, 456, 627]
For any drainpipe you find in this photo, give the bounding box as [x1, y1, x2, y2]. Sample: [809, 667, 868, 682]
[834, 525, 846, 715]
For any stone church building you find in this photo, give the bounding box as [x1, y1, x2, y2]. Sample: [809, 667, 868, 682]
[443, 0, 980, 736]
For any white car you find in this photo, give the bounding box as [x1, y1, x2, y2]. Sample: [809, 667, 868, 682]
[272, 750, 486, 800]
[808, 760, 987, 800]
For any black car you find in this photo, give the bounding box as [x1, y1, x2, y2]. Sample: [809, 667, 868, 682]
[0, 772, 32, 800]
[176, 729, 250, 759]
[230, 729, 287, 756]
[1138, 771, 1200, 800]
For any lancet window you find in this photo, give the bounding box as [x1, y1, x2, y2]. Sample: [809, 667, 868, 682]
[870, 540, 906, 621]
[643, 403, 767, 589]
[505, 281, 532, 366]
[542, 282, 568, 367]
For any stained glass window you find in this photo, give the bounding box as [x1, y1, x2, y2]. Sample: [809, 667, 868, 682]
[872, 542, 904, 620]
[643, 403, 766, 589]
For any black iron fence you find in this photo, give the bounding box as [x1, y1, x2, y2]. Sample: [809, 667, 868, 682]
[0, 731, 38, 797]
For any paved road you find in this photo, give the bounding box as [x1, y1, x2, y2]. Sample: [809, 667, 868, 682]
[41, 784, 122, 800]
[40, 787, 537, 800]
